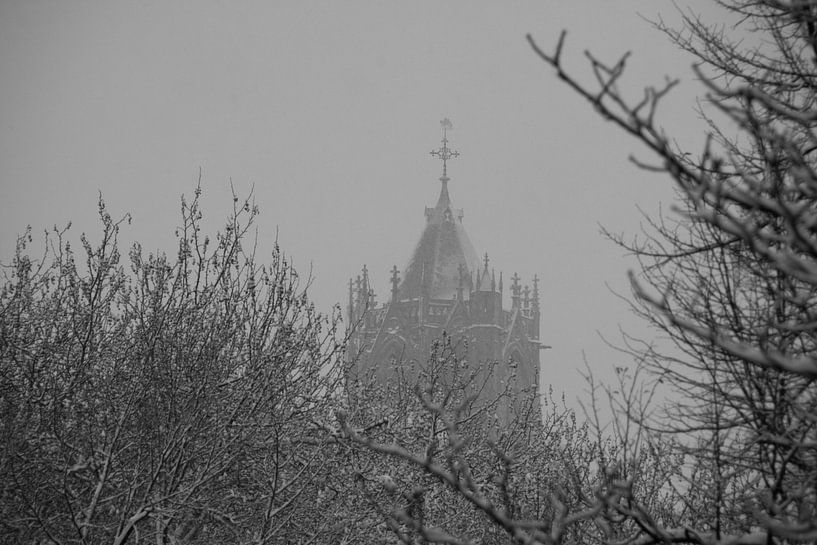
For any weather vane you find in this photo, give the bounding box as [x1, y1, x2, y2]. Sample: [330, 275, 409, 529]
[430, 118, 459, 180]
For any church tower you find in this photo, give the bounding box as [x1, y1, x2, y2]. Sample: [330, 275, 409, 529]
[347, 119, 543, 419]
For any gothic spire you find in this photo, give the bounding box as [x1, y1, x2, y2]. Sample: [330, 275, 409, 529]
[532, 274, 540, 312]
[348, 278, 354, 322]
[400, 120, 478, 301]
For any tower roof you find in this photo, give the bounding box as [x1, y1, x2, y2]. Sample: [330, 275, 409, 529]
[398, 120, 479, 300]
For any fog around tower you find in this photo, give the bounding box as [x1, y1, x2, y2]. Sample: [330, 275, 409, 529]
[0, 2, 719, 402]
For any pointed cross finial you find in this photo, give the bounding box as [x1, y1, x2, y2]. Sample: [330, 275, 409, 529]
[430, 118, 459, 181]
[511, 272, 521, 290]
[483, 252, 489, 271]
[390, 265, 400, 299]
[511, 272, 521, 308]
[532, 274, 540, 311]
[348, 277, 354, 319]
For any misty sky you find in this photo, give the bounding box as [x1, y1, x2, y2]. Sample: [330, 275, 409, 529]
[0, 2, 720, 401]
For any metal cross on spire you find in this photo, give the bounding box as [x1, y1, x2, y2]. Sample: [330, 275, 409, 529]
[430, 118, 459, 181]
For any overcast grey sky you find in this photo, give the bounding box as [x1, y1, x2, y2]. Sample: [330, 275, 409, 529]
[0, 1, 719, 401]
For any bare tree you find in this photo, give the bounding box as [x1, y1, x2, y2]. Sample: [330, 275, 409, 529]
[0, 186, 346, 544]
[524, 1, 817, 543]
[340, 336, 623, 545]
[344, 2, 817, 544]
